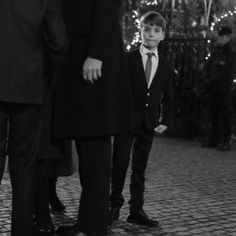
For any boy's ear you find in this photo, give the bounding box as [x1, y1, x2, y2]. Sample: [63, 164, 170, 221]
[160, 31, 165, 41]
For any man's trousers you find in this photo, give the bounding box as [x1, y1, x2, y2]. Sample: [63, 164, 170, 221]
[0, 102, 42, 236]
[74, 136, 111, 236]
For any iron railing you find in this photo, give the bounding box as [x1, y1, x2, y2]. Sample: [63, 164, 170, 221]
[159, 36, 213, 138]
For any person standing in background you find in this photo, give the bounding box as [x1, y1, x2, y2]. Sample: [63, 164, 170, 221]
[202, 26, 236, 151]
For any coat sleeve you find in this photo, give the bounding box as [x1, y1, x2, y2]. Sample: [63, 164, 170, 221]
[44, 0, 69, 84]
[87, 0, 122, 60]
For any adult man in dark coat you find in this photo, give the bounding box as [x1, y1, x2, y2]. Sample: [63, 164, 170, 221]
[53, 0, 130, 236]
[202, 26, 236, 150]
[0, 0, 68, 235]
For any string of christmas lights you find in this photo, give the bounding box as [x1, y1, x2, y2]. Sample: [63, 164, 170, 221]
[126, 10, 141, 50]
[210, 6, 236, 31]
[206, 6, 236, 60]
[140, 0, 159, 6]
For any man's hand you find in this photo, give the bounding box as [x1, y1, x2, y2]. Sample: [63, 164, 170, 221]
[83, 57, 102, 84]
[154, 124, 167, 134]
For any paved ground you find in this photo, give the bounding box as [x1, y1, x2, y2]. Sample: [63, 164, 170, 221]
[1, 136, 236, 236]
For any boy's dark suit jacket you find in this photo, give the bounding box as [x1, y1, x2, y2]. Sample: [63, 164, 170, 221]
[53, 0, 131, 137]
[127, 49, 173, 131]
[0, 0, 68, 104]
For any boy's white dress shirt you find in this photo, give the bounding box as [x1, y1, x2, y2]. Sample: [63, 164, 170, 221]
[139, 44, 167, 133]
[139, 44, 159, 88]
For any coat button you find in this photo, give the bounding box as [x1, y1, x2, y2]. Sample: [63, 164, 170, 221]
[147, 93, 150, 96]
[146, 103, 149, 107]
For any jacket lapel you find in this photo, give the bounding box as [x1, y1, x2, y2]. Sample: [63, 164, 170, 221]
[132, 50, 148, 88]
[149, 54, 164, 89]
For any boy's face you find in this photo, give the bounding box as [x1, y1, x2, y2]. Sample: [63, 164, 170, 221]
[141, 23, 165, 50]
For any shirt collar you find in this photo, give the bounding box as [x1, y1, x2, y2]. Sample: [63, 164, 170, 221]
[139, 44, 158, 58]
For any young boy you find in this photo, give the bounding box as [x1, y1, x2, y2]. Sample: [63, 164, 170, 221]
[109, 11, 173, 227]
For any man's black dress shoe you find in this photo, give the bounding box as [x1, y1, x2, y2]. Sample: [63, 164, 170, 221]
[218, 141, 230, 151]
[108, 206, 120, 225]
[127, 210, 159, 227]
[56, 225, 88, 236]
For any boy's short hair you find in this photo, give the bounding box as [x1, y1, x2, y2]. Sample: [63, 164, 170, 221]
[140, 11, 166, 32]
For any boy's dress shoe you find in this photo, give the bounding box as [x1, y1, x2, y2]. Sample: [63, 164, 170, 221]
[218, 141, 230, 151]
[56, 225, 88, 236]
[127, 210, 159, 227]
[108, 206, 120, 225]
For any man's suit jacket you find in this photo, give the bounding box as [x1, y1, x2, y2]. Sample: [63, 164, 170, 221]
[127, 49, 173, 131]
[0, 0, 68, 104]
[53, 0, 131, 137]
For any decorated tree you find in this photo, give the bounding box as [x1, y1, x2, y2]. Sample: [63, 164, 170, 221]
[123, 0, 236, 48]
[122, 1, 236, 138]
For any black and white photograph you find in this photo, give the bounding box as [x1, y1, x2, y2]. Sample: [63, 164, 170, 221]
[1, 0, 236, 236]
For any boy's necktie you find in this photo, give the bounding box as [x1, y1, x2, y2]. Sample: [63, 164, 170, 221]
[145, 52, 154, 86]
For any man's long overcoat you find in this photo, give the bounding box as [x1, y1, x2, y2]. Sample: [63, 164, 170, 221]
[53, 0, 131, 137]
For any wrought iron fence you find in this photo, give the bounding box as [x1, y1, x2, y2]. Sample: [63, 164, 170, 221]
[159, 36, 213, 138]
